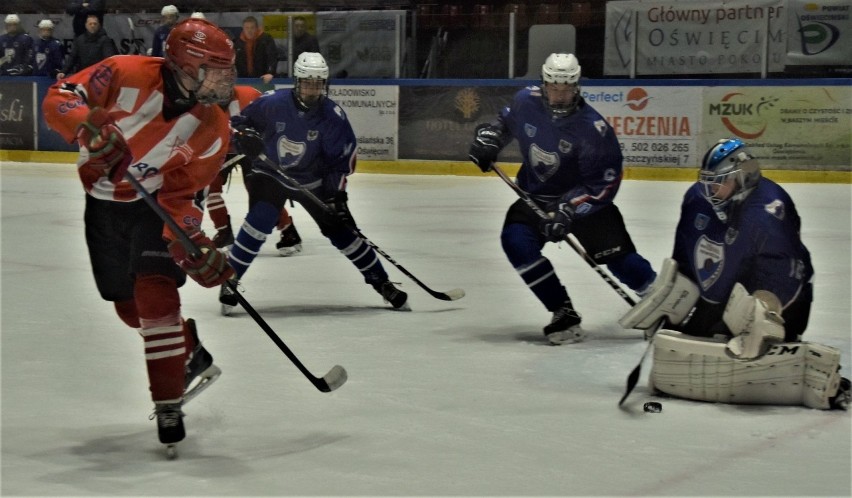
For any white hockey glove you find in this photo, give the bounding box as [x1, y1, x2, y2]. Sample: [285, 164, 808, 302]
[619, 258, 699, 331]
[723, 283, 785, 359]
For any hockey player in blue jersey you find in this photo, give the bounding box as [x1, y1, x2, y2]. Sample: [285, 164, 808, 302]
[31, 20, 65, 78]
[468, 53, 656, 345]
[1, 14, 34, 76]
[619, 139, 848, 410]
[219, 52, 408, 314]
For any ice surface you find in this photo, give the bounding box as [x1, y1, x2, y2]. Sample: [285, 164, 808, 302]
[1, 162, 850, 496]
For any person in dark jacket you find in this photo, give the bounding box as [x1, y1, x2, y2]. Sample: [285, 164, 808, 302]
[234, 16, 277, 84]
[291, 16, 320, 62]
[66, 0, 106, 38]
[57, 15, 116, 79]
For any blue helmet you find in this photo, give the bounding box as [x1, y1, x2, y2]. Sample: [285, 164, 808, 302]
[699, 138, 761, 221]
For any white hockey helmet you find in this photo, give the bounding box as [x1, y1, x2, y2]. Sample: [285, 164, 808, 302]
[161, 5, 179, 16]
[293, 52, 329, 109]
[190, 12, 206, 19]
[540, 53, 581, 117]
[38, 19, 55, 29]
[5, 14, 21, 25]
[542, 53, 581, 85]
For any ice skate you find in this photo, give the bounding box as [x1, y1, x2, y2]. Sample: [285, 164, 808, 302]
[374, 281, 409, 310]
[150, 402, 185, 459]
[212, 218, 234, 249]
[543, 300, 584, 345]
[183, 319, 221, 404]
[219, 278, 239, 316]
[276, 224, 302, 256]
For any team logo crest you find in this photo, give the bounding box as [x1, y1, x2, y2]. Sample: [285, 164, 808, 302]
[524, 123, 537, 138]
[694, 235, 725, 291]
[558, 139, 572, 154]
[724, 227, 739, 245]
[764, 199, 785, 220]
[277, 137, 306, 165]
[528, 143, 559, 182]
[694, 213, 709, 231]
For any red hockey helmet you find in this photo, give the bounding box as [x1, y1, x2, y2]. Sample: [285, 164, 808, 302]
[164, 18, 236, 104]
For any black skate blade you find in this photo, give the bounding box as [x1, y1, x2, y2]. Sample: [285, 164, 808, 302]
[165, 444, 178, 459]
[183, 364, 222, 405]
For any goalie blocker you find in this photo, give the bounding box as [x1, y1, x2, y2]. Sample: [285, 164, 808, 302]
[649, 330, 849, 410]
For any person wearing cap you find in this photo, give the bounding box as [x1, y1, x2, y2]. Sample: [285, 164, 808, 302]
[151, 5, 179, 58]
[32, 20, 66, 78]
[1, 14, 34, 76]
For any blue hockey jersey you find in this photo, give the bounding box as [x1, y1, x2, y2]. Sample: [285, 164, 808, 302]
[32, 37, 65, 77]
[672, 177, 813, 308]
[236, 89, 357, 198]
[0, 32, 34, 75]
[498, 86, 623, 217]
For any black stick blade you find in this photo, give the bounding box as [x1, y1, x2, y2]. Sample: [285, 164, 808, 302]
[316, 365, 348, 392]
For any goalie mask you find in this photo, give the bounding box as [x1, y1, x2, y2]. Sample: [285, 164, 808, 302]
[164, 18, 236, 105]
[699, 138, 761, 222]
[541, 53, 581, 119]
[293, 52, 329, 110]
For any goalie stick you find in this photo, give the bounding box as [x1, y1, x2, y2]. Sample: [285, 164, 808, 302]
[257, 153, 466, 302]
[123, 171, 348, 393]
[490, 164, 637, 307]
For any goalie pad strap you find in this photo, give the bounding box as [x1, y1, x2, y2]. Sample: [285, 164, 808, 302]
[619, 258, 699, 330]
[650, 330, 843, 409]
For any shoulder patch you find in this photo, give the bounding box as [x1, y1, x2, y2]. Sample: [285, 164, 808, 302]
[764, 199, 785, 220]
[594, 119, 608, 137]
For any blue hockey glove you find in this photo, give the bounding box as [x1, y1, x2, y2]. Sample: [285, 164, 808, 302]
[233, 125, 264, 160]
[540, 202, 575, 242]
[468, 124, 503, 172]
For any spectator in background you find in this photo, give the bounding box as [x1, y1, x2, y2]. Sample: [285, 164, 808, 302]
[150, 5, 179, 57]
[66, 0, 106, 38]
[0, 14, 34, 76]
[32, 20, 66, 78]
[234, 16, 277, 84]
[291, 16, 319, 61]
[57, 15, 117, 79]
[190, 12, 206, 20]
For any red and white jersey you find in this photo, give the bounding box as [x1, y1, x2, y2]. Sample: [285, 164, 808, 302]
[43, 55, 231, 241]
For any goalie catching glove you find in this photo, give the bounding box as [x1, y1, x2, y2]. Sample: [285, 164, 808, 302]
[167, 230, 235, 288]
[75, 107, 132, 184]
[468, 124, 504, 172]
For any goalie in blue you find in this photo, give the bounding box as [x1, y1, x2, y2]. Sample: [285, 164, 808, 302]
[468, 53, 656, 345]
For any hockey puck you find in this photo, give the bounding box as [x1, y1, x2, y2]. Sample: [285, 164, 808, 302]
[643, 402, 662, 413]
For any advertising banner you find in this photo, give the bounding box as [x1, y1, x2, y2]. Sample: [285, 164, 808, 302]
[317, 11, 404, 78]
[785, 0, 852, 65]
[329, 85, 399, 161]
[585, 86, 703, 168]
[398, 85, 523, 162]
[0, 81, 36, 150]
[703, 85, 851, 169]
[605, 0, 787, 75]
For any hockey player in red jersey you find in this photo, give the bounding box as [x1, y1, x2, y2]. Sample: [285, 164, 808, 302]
[209, 85, 303, 255]
[43, 18, 237, 456]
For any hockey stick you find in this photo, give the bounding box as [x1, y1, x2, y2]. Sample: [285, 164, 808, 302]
[490, 164, 636, 307]
[123, 171, 347, 393]
[618, 318, 666, 406]
[257, 153, 465, 301]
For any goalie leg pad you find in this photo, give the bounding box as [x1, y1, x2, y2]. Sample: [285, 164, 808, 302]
[619, 258, 699, 330]
[650, 330, 844, 409]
